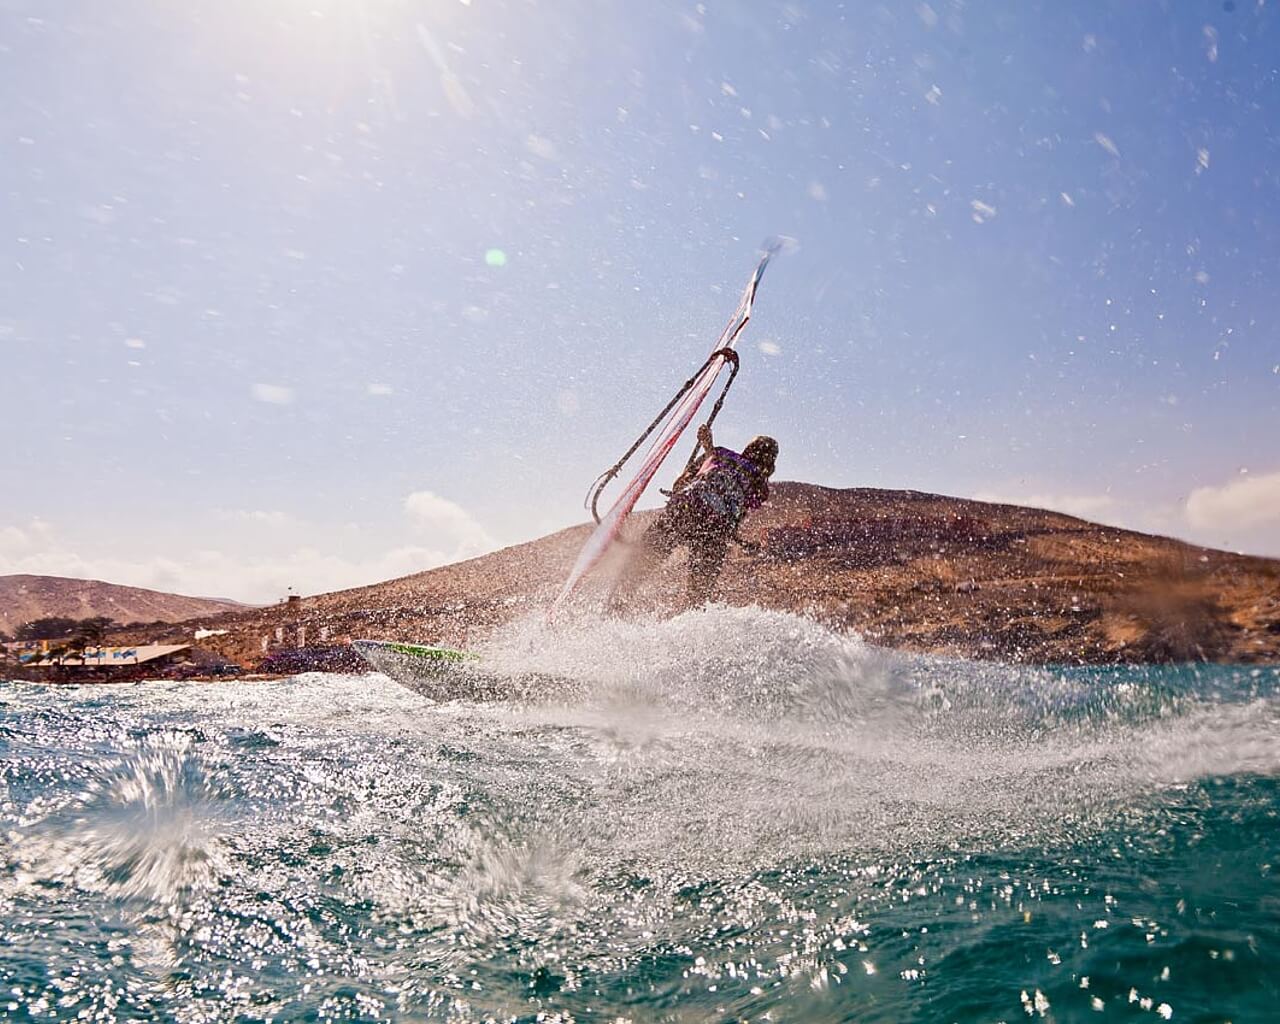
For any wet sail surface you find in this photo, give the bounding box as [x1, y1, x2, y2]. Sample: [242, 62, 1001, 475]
[2, 607, 1277, 1022]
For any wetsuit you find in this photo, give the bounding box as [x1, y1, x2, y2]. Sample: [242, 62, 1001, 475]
[627, 446, 770, 605]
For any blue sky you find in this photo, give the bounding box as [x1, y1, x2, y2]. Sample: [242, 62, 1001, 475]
[3, 0, 1278, 603]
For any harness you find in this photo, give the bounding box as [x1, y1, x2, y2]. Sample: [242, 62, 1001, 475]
[684, 447, 767, 527]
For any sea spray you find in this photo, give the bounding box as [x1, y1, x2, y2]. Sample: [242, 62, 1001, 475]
[8, 730, 234, 906]
[1, 609, 1277, 1021]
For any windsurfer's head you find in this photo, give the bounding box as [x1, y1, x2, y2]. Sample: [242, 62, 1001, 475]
[743, 435, 778, 476]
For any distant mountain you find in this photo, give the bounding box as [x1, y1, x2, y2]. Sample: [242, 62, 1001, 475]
[0, 574, 249, 635]
[127, 483, 1280, 667]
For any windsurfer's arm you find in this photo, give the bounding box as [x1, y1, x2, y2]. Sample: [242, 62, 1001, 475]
[669, 464, 697, 495]
[669, 426, 715, 495]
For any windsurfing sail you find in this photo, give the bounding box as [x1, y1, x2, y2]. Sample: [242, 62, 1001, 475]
[552, 239, 784, 610]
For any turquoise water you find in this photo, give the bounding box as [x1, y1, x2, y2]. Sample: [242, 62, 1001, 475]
[1, 607, 1277, 1022]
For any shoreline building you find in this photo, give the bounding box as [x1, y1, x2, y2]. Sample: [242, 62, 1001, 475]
[2, 642, 193, 680]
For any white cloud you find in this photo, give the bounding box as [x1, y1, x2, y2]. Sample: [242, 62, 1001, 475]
[1186, 471, 1280, 531]
[403, 490, 495, 555]
[971, 479, 1280, 556]
[0, 494, 500, 604]
[251, 382, 294, 405]
[0, 521, 466, 605]
[0, 525, 29, 553]
[972, 491, 1118, 522]
[0, 520, 52, 557]
[366, 383, 393, 396]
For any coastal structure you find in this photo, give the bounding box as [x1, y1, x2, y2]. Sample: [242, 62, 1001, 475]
[2, 642, 193, 680]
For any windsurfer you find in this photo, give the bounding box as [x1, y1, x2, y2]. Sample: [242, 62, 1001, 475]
[610, 425, 778, 608]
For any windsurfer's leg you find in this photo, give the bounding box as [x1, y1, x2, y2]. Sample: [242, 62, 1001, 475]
[608, 513, 680, 610]
[633, 520, 680, 581]
[686, 530, 729, 606]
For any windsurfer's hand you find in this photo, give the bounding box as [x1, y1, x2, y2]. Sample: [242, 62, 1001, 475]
[697, 424, 713, 449]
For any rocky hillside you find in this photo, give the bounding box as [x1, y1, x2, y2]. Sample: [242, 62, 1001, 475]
[0, 575, 248, 635]
[114, 484, 1280, 667]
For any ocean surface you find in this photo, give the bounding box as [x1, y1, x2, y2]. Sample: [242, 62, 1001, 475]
[2, 606, 1277, 1023]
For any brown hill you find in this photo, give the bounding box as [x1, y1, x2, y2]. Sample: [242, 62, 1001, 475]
[118, 483, 1280, 668]
[0, 574, 249, 635]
